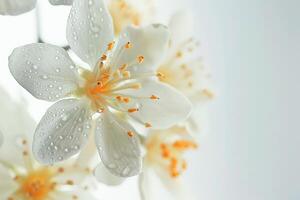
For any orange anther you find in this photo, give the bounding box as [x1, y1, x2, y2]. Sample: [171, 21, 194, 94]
[66, 180, 74, 185]
[150, 95, 159, 100]
[58, 167, 64, 173]
[107, 42, 115, 50]
[119, 64, 128, 71]
[128, 108, 139, 113]
[137, 55, 144, 63]
[101, 54, 107, 61]
[145, 122, 152, 128]
[116, 96, 122, 101]
[127, 131, 134, 137]
[156, 72, 165, 78]
[123, 97, 130, 103]
[125, 42, 132, 49]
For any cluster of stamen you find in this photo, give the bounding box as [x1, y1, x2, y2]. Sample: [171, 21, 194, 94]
[78, 41, 161, 136]
[146, 131, 198, 178]
[157, 38, 214, 99]
[160, 140, 198, 178]
[0, 138, 87, 200]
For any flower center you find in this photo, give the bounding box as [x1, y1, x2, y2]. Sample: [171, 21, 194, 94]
[18, 169, 55, 200]
[146, 130, 198, 178]
[76, 42, 160, 130]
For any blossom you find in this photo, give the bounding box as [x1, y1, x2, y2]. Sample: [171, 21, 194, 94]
[139, 126, 198, 200]
[157, 11, 214, 134]
[9, 0, 192, 178]
[0, 87, 97, 200]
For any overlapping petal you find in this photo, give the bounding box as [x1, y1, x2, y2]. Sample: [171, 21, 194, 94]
[120, 79, 192, 129]
[33, 99, 93, 164]
[111, 24, 169, 74]
[49, 0, 73, 5]
[95, 112, 142, 177]
[0, 0, 36, 15]
[94, 162, 125, 185]
[67, 0, 114, 67]
[9, 43, 80, 102]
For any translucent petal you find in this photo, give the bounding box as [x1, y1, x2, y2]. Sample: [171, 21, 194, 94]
[95, 112, 142, 177]
[67, 0, 114, 67]
[119, 79, 192, 129]
[9, 43, 80, 102]
[33, 99, 92, 164]
[49, 0, 73, 5]
[169, 11, 194, 46]
[94, 162, 125, 185]
[0, 0, 36, 15]
[110, 24, 169, 73]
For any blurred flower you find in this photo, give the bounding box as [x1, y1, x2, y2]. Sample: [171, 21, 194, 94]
[138, 126, 197, 200]
[0, 87, 97, 200]
[9, 0, 192, 179]
[157, 11, 214, 134]
[108, 0, 154, 35]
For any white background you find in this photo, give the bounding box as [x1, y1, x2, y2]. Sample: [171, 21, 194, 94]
[0, 0, 299, 200]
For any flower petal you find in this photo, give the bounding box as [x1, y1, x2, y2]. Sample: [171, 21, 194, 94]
[0, 130, 2, 147]
[0, 0, 36, 15]
[120, 79, 192, 129]
[49, 0, 73, 5]
[33, 99, 92, 164]
[95, 112, 142, 177]
[169, 11, 194, 46]
[67, 0, 114, 67]
[110, 24, 169, 73]
[94, 162, 125, 185]
[9, 43, 80, 102]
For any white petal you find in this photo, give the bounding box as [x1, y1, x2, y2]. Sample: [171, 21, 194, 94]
[0, 87, 36, 166]
[169, 11, 194, 46]
[111, 24, 169, 73]
[49, 0, 73, 5]
[9, 43, 80, 102]
[120, 79, 192, 129]
[94, 162, 125, 185]
[50, 188, 98, 200]
[33, 99, 92, 164]
[0, 130, 3, 147]
[0, 0, 36, 15]
[95, 112, 142, 177]
[67, 0, 114, 67]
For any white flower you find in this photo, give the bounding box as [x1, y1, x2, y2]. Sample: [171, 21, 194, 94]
[0, 86, 97, 200]
[139, 126, 198, 200]
[157, 11, 214, 134]
[9, 0, 192, 178]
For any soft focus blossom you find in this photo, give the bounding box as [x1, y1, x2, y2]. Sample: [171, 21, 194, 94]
[0, 87, 97, 200]
[9, 0, 192, 179]
[138, 126, 198, 200]
[157, 11, 214, 134]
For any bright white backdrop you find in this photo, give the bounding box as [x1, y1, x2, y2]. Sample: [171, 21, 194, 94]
[0, 0, 299, 200]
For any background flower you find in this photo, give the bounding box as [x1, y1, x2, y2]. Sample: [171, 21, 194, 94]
[0, 86, 98, 200]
